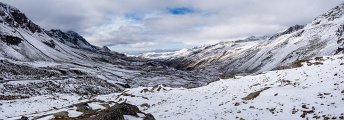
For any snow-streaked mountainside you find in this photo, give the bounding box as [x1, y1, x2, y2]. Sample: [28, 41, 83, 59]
[2, 54, 343, 120]
[0, 1, 344, 120]
[144, 3, 344, 78]
[141, 36, 269, 70]
[0, 2, 105, 62]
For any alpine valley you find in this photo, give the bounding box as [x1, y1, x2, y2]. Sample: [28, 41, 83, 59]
[0, 1, 343, 120]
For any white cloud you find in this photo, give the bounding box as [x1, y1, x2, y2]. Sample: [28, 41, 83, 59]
[130, 42, 157, 48]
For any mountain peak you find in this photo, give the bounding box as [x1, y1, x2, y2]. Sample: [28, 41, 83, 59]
[65, 31, 80, 36]
[312, 3, 344, 25]
[101, 46, 111, 52]
[0, 2, 42, 33]
[269, 24, 304, 40]
[46, 29, 99, 51]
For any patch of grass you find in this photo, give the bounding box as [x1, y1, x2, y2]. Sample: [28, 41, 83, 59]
[0, 95, 29, 100]
[242, 87, 270, 100]
[292, 60, 308, 68]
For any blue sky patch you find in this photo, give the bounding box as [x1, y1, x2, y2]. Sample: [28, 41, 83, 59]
[168, 7, 194, 15]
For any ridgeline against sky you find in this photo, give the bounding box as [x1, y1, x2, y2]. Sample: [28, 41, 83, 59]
[3, 0, 342, 54]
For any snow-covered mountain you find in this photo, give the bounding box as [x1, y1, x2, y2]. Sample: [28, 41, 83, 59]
[0, 2, 107, 62]
[146, 3, 344, 78]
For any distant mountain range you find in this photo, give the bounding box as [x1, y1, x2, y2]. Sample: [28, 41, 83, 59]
[143, 3, 344, 78]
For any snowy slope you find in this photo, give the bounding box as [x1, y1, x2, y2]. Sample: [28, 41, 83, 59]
[99, 55, 344, 120]
[2, 54, 343, 120]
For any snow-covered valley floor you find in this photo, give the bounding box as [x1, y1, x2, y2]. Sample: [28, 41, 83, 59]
[1, 55, 344, 120]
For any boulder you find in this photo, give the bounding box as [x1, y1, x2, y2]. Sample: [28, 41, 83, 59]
[53, 111, 69, 118]
[87, 103, 155, 120]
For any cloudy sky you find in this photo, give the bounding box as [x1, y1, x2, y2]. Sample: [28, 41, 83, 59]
[2, 0, 342, 54]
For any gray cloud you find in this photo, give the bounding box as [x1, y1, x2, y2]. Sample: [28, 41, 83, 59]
[2, 0, 343, 52]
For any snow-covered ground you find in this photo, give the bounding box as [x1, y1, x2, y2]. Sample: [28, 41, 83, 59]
[1, 55, 343, 120]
